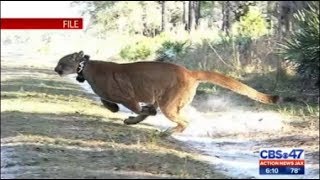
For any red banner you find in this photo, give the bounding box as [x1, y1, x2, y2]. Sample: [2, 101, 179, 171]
[0, 18, 83, 29]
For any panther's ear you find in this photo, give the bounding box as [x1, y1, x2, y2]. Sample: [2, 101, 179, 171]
[84, 55, 90, 61]
[78, 51, 84, 57]
[72, 52, 78, 60]
[72, 51, 84, 61]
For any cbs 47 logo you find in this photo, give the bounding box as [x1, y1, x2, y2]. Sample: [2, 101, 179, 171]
[260, 148, 304, 159]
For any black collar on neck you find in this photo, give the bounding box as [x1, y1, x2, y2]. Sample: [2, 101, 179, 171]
[76, 55, 90, 83]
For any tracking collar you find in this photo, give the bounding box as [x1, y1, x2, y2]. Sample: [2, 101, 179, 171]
[76, 55, 90, 83]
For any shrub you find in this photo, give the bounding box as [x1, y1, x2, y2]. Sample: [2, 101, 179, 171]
[278, 2, 320, 81]
[155, 40, 190, 59]
[231, 5, 268, 39]
[119, 38, 152, 61]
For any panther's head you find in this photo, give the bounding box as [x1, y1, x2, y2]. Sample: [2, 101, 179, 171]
[54, 51, 85, 76]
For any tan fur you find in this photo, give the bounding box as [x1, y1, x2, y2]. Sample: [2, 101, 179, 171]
[55, 51, 280, 134]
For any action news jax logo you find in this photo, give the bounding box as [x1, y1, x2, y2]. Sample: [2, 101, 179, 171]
[259, 148, 305, 175]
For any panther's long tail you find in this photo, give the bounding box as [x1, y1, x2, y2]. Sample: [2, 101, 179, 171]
[192, 70, 281, 104]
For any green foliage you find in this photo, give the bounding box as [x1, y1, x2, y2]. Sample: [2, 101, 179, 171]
[197, 1, 214, 18]
[71, 1, 116, 24]
[119, 40, 152, 61]
[231, 6, 268, 39]
[156, 40, 190, 59]
[118, 32, 190, 62]
[278, 2, 320, 79]
[85, 1, 161, 35]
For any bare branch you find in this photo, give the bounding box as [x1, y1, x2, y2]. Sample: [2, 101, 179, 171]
[207, 40, 235, 69]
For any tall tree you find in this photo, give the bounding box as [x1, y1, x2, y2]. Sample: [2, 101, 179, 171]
[161, 1, 167, 32]
[140, 1, 148, 36]
[188, 1, 196, 31]
[266, 1, 273, 33]
[278, 1, 292, 38]
[222, 1, 230, 35]
[71, 1, 116, 24]
[209, 1, 215, 28]
[195, 1, 201, 29]
[183, 1, 188, 30]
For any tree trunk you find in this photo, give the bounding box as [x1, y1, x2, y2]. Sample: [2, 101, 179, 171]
[278, 1, 292, 38]
[209, 1, 215, 28]
[221, 1, 225, 31]
[267, 1, 273, 34]
[141, 2, 148, 36]
[277, 2, 282, 38]
[183, 1, 188, 30]
[225, 1, 230, 34]
[161, 1, 167, 32]
[188, 1, 196, 32]
[284, 2, 292, 34]
[222, 1, 230, 35]
[195, 1, 201, 29]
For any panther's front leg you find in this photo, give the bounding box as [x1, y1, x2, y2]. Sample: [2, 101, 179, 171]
[122, 103, 158, 125]
[101, 99, 119, 113]
[124, 114, 149, 125]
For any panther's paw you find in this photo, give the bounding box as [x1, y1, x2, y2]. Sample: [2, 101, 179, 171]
[123, 116, 136, 125]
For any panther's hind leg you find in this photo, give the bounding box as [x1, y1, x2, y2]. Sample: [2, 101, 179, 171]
[158, 81, 197, 135]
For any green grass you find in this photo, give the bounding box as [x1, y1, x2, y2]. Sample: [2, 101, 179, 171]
[1, 61, 227, 179]
[276, 103, 319, 118]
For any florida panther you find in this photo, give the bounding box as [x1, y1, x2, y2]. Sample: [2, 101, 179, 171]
[54, 51, 282, 134]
